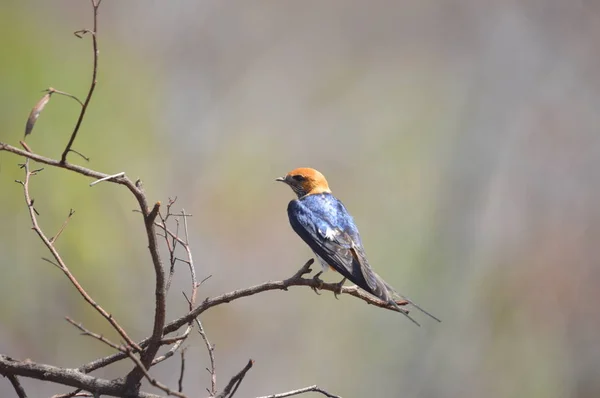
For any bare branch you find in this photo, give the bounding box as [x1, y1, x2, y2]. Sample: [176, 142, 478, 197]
[151, 325, 191, 366]
[164, 258, 410, 334]
[197, 318, 216, 397]
[160, 333, 189, 345]
[60, 0, 101, 163]
[215, 359, 254, 398]
[0, 355, 161, 398]
[178, 349, 186, 393]
[255, 385, 342, 398]
[6, 374, 28, 398]
[48, 87, 85, 107]
[180, 209, 197, 308]
[65, 317, 123, 352]
[77, 258, 409, 375]
[183, 291, 216, 396]
[50, 209, 75, 244]
[68, 149, 90, 162]
[124, 349, 187, 398]
[1, 143, 128, 185]
[156, 209, 198, 308]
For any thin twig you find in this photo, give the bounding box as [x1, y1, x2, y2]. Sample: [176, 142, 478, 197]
[42, 257, 62, 269]
[215, 360, 254, 398]
[159, 199, 178, 294]
[150, 205, 198, 367]
[180, 209, 198, 308]
[184, 292, 216, 396]
[6, 374, 28, 398]
[151, 325, 192, 366]
[47, 87, 85, 107]
[89, 172, 125, 186]
[50, 209, 75, 244]
[51, 388, 84, 398]
[68, 149, 90, 162]
[254, 385, 342, 398]
[124, 349, 187, 398]
[60, 0, 101, 163]
[65, 317, 123, 352]
[66, 318, 188, 397]
[197, 319, 216, 397]
[160, 333, 190, 345]
[178, 349, 186, 393]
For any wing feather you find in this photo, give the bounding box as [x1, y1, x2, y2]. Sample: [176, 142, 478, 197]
[288, 200, 385, 298]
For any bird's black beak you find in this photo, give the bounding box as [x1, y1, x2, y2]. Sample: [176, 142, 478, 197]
[275, 176, 287, 183]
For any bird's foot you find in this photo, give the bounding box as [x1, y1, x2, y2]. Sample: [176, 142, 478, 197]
[311, 271, 324, 295]
[333, 277, 346, 300]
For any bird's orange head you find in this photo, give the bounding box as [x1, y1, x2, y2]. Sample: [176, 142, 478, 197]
[276, 167, 332, 198]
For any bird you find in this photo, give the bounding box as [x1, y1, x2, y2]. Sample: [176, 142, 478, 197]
[276, 167, 440, 326]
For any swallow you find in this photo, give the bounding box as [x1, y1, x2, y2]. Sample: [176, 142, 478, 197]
[277, 167, 440, 326]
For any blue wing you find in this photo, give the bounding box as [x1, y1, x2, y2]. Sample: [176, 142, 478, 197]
[287, 194, 388, 301]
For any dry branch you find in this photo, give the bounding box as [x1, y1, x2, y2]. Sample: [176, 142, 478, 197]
[255, 385, 342, 398]
[75, 258, 409, 375]
[6, 373, 28, 398]
[0, 355, 161, 398]
[216, 359, 254, 398]
[60, 0, 101, 163]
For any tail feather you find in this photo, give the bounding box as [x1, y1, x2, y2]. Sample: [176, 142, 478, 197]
[388, 299, 421, 326]
[383, 281, 441, 323]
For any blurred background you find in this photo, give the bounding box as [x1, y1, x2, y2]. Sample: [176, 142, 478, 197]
[1, 1, 600, 397]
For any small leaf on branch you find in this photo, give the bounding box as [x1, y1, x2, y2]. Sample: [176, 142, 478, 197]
[25, 89, 55, 137]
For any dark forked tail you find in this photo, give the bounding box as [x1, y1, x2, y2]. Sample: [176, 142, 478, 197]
[383, 280, 441, 323]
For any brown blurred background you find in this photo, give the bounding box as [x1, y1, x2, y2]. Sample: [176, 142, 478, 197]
[1, 1, 600, 397]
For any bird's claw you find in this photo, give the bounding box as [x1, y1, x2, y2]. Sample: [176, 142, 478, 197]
[311, 271, 324, 295]
[333, 277, 346, 300]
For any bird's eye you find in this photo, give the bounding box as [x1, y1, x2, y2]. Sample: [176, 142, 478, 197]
[292, 175, 305, 182]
